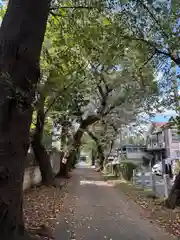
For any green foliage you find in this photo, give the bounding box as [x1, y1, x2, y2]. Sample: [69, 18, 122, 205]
[30, 1, 165, 157]
[0, 5, 6, 18]
[174, 160, 180, 175]
[168, 116, 180, 135]
[42, 135, 53, 150]
[119, 162, 138, 181]
[30, 112, 37, 132]
[142, 157, 150, 167]
[81, 132, 97, 154]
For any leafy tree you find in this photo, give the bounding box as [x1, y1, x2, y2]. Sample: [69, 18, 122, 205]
[51, 6, 160, 176]
[0, 0, 51, 238]
[114, 0, 180, 66]
[86, 120, 119, 169]
[86, 129, 105, 170]
[111, 0, 180, 208]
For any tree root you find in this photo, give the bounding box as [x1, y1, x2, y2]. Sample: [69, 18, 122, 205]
[164, 189, 180, 209]
[7, 228, 53, 240]
[27, 225, 54, 240]
[42, 178, 63, 188]
[55, 174, 71, 179]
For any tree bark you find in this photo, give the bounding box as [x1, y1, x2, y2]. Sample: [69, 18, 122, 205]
[56, 151, 65, 177]
[71, 147, 80, 169]
[31, 95, 54, 185]
[62, 116, 99, 177]
[56, 122, 67, 177]
[97, 144, 105, 170]
[0, 0, 50, 238]
[86, 130, 105, 170]
[165, 172, 180, 209]
[91, 149, 96, 166]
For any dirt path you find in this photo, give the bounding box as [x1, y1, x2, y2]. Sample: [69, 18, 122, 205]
[55, 167, 176, 240]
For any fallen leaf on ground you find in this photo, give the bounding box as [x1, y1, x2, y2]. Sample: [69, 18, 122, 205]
[23, 179, 69, 239]
[117, 182, 180, 238]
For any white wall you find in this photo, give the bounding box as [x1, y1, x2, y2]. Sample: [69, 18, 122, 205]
[127, 152, 145, 159]
[23, 151, 60, 191]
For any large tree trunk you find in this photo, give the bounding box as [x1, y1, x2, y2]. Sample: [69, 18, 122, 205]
[0, 0, 50, 239]
[56, 123, 67, 177]
[71, 147, 80, 169]
[97, 144, 105, 170]
[87, 130, 105, 170]
[91, 149, 96, 166]
[71, 148, 80, 169]
[165, 172, 180, 209]
[62, 116, 99, 177]
[56, 151, 65, 177]
[31, 95, 54, 185]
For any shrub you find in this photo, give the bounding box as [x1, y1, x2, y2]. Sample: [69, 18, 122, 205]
[174, 160, 180, 175]
[142, 156, 150, 167]
[120, 162, 138, 181]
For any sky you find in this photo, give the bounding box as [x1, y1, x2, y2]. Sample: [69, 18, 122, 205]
[152, 112, 175, 122]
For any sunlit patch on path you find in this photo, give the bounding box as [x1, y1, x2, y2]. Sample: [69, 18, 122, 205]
[80, 180, 115, 187]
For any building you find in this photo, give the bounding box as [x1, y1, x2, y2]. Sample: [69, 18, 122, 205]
[146, 122, 180, 165]
[117, 144, 147, 164]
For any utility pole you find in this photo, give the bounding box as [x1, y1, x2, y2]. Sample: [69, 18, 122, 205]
[162, 62, 179, 197]
[172, 62, 180, 157]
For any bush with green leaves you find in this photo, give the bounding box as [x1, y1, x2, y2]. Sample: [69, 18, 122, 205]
[119, 162, 138, 181]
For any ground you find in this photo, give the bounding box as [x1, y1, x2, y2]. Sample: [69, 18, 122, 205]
[55, 165, 176, 240]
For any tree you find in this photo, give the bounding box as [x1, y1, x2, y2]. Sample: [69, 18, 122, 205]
[114, 0, 180, 66]
[28, 4, 91, 180]
[110, 0, 180, 208]
[81, 131, 97, 165]
[63, 36, 159, 176]
[86, 129, 105, 170]
[0, 0, 51, 238]
[28, 0, 160, 180]
[31, 91, 55, 186]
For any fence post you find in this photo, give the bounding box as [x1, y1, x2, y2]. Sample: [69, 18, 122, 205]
[111, 163, 113, 175]
[132, 169, 136, 185]
[141, 171, 145, 188]
[151, 172, 156, 195]
[163, 174, 170, 198]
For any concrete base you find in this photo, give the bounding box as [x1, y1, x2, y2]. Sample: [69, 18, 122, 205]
[23, 151, 60, 191]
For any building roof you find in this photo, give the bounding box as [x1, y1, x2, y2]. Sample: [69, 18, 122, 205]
[148, 121, 168, 134]
[152, 122, 167, 127]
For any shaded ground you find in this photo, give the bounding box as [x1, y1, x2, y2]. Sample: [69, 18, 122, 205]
[23, 179, 68, 239]
[112, 180, 180, 238]
[55, 167, 176, 240]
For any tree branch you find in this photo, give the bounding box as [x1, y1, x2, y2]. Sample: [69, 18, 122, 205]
[44, 78, 81, 116]
[139, 51, 157, 70]
[136, 0, 169, 39]
[50, 4, 105, 16]
[122, 35, 180, 65]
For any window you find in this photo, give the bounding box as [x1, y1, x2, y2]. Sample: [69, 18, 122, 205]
[127, 148, 132, 153]
[127, 147, 138, 153]
[158, 133, 164, 143]
[175, 151, 180, 157]
[133, 148, 138, 153]
[171, 128, 180, 143]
